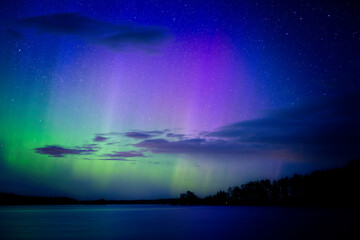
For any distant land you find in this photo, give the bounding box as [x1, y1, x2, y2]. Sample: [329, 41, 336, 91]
[1, 159, 359, 207]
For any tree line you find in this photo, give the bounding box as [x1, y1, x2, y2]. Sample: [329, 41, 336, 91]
[1, 159, 358, 206]
[179, 160, 360, 207]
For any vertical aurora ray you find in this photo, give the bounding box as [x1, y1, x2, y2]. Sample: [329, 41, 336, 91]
[79, 35, 257, 132]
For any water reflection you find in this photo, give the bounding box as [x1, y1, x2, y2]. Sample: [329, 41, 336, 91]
[0, 205, 358, 240]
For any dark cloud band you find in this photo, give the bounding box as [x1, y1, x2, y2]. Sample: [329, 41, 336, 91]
[125, 130, 164, 139]
[104, 151, 145, 158]
[133, 90, 360, 161]
[34, 145, 98, 158]
[18, 13, 170, 50]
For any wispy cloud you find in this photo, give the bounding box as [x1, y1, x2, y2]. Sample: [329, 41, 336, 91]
[125, 130, 164, 139]
[166, 133, 186, 139]
[93, 135, 108, 142]
[104, 151, 145, 158]
[18, 13, 170, 50]
[34, 145, 98, 158]
[133, 90, 360, 161]
[133, 138, 267, 155]
[97, 158, 135, 161]
[98, 27, 169, 49]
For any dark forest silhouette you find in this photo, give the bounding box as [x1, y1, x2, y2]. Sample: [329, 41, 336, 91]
[1, 159, 359, 207]
[180, 160, 360, 206]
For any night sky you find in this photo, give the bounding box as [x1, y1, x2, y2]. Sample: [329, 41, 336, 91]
[0, 0, 359, 200]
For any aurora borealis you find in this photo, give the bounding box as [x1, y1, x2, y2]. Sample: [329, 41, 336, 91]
[1, 0, 360, 199]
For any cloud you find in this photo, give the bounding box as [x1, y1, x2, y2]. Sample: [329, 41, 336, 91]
[104, 151, 145, 158]
[19, 13, 119, 36]
[134, 138, 268, 155]
[166, 133, 186, 139]
[133, 90, 360, 161]
[93, 135, 108, 142]
[98, 27, 169, 49]
[208, 90, 360, 149]
[97, 158, 135, 161]
[18, 13, 170, 49]
[106, 142, 121, 145]
[34, 145, 98, 158]
[125, 132, 153, 139]
[125, 130, 164, 139]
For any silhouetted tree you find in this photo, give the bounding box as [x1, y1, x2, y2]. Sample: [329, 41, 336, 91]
[179, 191, 199, 205]
[228, 186, 241, 201]
[212, 191, 228, 204]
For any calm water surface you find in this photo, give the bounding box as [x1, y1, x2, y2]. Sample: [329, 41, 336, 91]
[0, 205, 358, 240]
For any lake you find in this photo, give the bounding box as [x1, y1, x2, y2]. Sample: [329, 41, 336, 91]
[0, 205, 358, 240]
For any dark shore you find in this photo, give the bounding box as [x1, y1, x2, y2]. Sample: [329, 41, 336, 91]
[1, 160, 359, 208]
